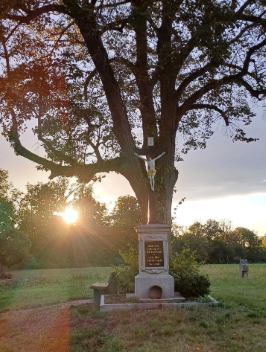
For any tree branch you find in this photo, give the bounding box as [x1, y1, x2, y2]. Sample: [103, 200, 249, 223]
[175, 62, 216, 101]
[8, 108, 133, 181]
[237, 0, 257, 14]
[100, 18, 129, 34]
[228, 23, 255, 45]
[132, 1, 157, 144]
[49, 155, 133, 181]
[175, 5, 265, 105]
[237, 13, 266, 27]
[9, 110, 63, 172]
[110, 57, 137, 76]
[179, 38, 266, 115]
[150, 66, 160, 88]
[237, 78, 266, 99]
[84, 69, 97, 100]
[95, 1, 131, 10]
[5, 5, 69, 23]
[38, 136, 79, 166]
[69, 4, 136, 153]
[241, 38, 266, 75]
[189, 104, 229, 126]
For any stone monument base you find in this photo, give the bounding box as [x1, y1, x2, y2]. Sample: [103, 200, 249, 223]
[135, 273, 174, 299]
[135, 224, 175, 299]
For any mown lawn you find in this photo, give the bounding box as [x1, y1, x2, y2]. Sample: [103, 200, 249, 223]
[0, 264, 266, 352]
[0, 267, 111, 312]
[201, 264, 266, 309]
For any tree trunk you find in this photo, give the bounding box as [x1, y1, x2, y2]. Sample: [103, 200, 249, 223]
[122, 163, 149, 224]
[123, 144, 178, 225]
[157, 163, 178, 224]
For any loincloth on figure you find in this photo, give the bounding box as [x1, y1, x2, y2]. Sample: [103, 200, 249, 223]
[147, 169, 156, 177]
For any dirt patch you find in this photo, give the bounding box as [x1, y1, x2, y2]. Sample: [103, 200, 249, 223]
[0, 300, 94, 352]
[104, 294, 128, 304]
[0, 306, 70, 352]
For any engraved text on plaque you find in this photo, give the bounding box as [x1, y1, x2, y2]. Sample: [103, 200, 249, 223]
[145, 241, 164, 267]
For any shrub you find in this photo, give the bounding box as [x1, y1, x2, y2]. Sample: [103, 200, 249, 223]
[113, 246, 138, 294]
[114, 265, 137, 294]
[119, 246, 139, 272]
[173, 271, 211, 298]
[170, 248, 210, 298]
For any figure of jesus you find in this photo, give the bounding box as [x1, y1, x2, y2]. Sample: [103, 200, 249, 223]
[134, 152, 165, 191]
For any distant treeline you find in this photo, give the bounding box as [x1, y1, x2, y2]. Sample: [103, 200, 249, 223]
[0, 169, 265, 270]
[172, 220, 266, 264]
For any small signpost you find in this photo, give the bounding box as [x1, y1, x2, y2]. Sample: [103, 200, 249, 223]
[135, 137, 165, 158]
[147, 137, 154, 146]
[239, 259, 249, 278]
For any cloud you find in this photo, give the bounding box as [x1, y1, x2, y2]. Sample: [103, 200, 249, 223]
[174, 114, 266, 202]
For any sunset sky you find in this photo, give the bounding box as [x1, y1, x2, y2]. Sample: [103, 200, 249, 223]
[1, 104, 265, 236]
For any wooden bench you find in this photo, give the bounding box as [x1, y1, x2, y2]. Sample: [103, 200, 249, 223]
[90, 271, 117, 305]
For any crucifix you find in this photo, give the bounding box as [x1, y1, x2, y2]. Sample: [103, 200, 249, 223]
[134, 137, 166, 224]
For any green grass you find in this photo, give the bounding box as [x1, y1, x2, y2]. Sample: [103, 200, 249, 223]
[0, 267, 111, 312]
[2, 264, 265, 312]
[201, 264, 266, 309]
[69, 301, 266, 352]
[0, 264, 266, 352]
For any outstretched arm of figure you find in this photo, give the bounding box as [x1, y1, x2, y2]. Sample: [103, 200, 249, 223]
[154, 152, 166, 161]
[134, 153, 147, 162]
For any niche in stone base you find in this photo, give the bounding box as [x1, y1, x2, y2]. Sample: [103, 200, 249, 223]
[149, 285, 162, 299]
[135, 274, 174, 299]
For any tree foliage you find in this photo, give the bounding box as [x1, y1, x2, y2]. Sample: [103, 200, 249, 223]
[0, 229, 31, 268]
[106, 195, 141, 248]
[0, 0, 266, 223]
[0, 169, 31, 273]
[262, 235, 266, 248]
[0, 198, 15, 234]
[17, 178, 111, 267]
[173, 219, 266, 263]
[113, 246, 139, 294]
[18, 178, 72, 256]
[16, 180, 141, 268]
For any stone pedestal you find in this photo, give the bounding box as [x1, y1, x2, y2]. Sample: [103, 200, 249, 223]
[239, 259, 249, 278]
[135, 224, 174, 299]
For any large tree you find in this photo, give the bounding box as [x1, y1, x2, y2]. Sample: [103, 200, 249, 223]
[1, 0, 266, 223]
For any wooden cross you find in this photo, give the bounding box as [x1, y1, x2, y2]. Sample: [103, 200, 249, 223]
[135, 137, 165, 224]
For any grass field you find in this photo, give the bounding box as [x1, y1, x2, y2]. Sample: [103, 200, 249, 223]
[0, 264, 266, 352]
[0, 267, 111, 312]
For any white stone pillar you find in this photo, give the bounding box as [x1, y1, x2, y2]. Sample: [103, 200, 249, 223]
[135, 224, 174, 299]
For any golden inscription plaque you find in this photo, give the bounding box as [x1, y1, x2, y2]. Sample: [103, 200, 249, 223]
[145, 241, 164, 267]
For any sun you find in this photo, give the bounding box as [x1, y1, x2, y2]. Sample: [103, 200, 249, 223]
[63, 209, 78, 224]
